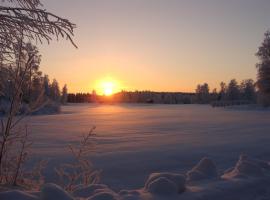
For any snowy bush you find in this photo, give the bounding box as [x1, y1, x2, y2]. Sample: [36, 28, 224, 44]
[0, 99, 61, 116]
[187, 157, 218, 181]
[31, 101, 61, 115]
[55, 127, 100, 192]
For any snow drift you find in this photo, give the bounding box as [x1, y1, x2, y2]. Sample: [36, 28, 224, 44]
[187, 157, 218, 181]
[144, 172, 186, 194]
[2, 155, 270, 200]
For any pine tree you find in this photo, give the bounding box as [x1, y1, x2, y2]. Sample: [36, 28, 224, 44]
[43, 75, 50, 98]
[256, 31, 270, 106]
[227, 79, 240, 101]
[61, 84, 68, 104]
[50, 79, 61, 102]
[211, 88, 218, 101]
[195, 83, 210, 103]
[240, 79, 256, 102]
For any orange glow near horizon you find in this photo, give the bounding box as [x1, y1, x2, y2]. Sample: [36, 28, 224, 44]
[39, 1, 262, 94]
[96, 78, 121, 96]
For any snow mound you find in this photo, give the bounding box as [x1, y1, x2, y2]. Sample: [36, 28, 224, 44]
[222, 155, 270, 179]
[187, 157, 218, 181]
[41, 183, 73, 200]
[73, 184, 109, 198]
[0, 190, 39, 200]
[119, 190, 140, 196]
[144, 172, 186, 195]
[87, 190, 119, 200]
[119, 190, 140, 200]
[4, 155, 270, 200]
[147, 177, 178, 195]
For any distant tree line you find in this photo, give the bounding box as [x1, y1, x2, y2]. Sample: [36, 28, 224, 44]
[67, 79, 256, 105]
[67, 92, 94, 103]
[67, 90, 196, 104]
[113, 91, 195, 104]
[195, 79, 256, 105]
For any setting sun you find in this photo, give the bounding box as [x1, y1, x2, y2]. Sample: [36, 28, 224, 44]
[96, 78, 121, 96]
[102, 82, 114, 96]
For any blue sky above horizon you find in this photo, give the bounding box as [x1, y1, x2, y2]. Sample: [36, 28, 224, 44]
[38, 0, 270, 93]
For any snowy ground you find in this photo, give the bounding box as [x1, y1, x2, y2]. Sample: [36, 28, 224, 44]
[19, 103, 270, 192]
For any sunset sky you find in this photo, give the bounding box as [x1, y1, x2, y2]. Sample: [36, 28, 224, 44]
[38, 0, 270, 94]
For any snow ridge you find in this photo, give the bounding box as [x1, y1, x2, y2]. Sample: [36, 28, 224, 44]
[2, 155, 270, 200]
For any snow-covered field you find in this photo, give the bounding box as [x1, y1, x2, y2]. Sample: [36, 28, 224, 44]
[5, 103, 270, 200]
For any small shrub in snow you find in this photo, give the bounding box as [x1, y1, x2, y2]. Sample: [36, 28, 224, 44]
[144, 172, 186, 195]
[0, 122, 47, 188]
[55, 127, 100, 192]
[0, 190, 39, 200]
[222, 155, 270, 179]
[41, 183, 73, 200]
[187, 157, 218, 181]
